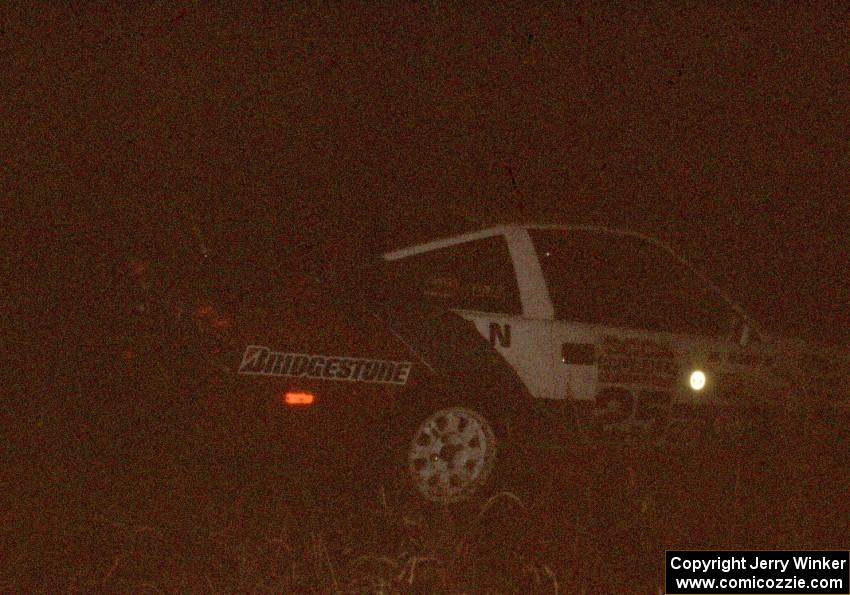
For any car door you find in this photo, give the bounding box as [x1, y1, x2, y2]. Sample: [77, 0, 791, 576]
[383, 234, 553, 400]
[529, 228, 778, 434]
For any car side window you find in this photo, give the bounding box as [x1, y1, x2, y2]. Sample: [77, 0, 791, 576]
[531, 229, 733, 337]
[661, 258, 736, 337]
[386, 236, 523, 315]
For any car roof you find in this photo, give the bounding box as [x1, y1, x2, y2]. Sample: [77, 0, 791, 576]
[382, 223, 754, 325]
[383, 224, 678, 261]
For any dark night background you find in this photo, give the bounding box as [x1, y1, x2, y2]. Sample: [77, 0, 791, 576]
[5, 2, 848, 346]
[2, 3, 848, 591]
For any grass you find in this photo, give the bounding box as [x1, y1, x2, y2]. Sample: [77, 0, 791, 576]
[8, 374, 849, 594]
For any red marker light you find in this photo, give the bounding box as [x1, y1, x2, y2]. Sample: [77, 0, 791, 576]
[284, 391, 315, 406]
[210, 317, 231, 330]
[194, 304, 214, 318]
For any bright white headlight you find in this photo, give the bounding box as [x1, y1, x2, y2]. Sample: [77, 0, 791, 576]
[689, 370, 707, 391]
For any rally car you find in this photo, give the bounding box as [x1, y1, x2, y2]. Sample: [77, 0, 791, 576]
[220, 224, 848, 504]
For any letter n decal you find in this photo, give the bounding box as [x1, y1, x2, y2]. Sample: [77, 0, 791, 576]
[488, 322, 511, 348]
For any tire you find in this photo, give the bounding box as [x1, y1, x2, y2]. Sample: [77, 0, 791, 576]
[405, 405, 499, 504]
[377, 395, 529, 510]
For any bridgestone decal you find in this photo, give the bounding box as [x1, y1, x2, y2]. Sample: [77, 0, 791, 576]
[238, 345, 413, 385]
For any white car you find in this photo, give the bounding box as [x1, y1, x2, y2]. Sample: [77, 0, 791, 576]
[383, 224, 848, 449]
[231, 223, 847, 505]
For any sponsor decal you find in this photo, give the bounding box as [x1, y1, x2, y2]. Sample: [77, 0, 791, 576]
[238, 345, 413, 385]
[597, 335, 678, 387]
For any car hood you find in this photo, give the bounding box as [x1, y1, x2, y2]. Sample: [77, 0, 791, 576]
[759, 332, 850, 410]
